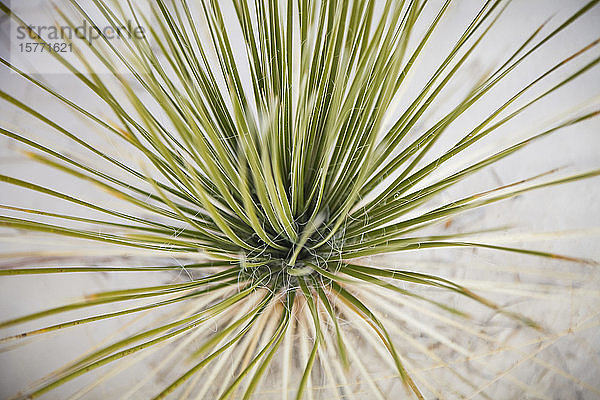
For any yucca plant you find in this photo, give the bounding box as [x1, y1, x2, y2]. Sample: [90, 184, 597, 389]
[0, 0, 599, 398]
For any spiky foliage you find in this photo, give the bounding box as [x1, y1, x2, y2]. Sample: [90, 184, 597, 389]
[0, 0, 599, 399]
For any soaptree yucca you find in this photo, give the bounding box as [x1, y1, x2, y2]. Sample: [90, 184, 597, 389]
[0, 0, 599, 399]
